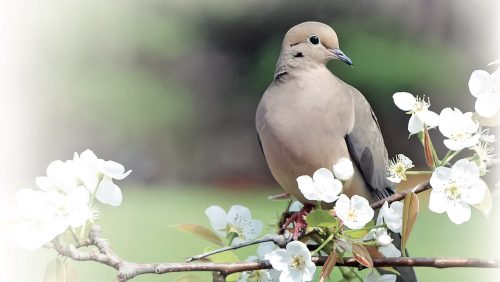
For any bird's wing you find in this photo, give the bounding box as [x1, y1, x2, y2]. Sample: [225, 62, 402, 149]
[345, 87, 395, 199]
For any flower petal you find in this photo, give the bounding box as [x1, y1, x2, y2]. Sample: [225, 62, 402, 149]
[475, 95, 500, 118]
[205, 205, 228, 235]
[468, 70, 490, 98]
[393, 92, 416, 111]
[96, 176, 123, 206]
[428, 189, 447, 213]
[446, 202, 471, 224]
[268, 249, 289, 271]
[332, 157, 354, 181]
[408, 115, 424, 134]
[227, 205, 252, 226]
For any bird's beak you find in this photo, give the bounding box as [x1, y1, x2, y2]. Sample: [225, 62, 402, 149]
[330, 48, 353, 66]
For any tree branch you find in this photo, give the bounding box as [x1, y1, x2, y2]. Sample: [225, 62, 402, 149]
[53, 226, 500, 281]
[370, 180, 431, 209]
[53, 174, 499, 281]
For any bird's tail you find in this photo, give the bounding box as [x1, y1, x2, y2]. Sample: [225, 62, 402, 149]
[373, 188, 418, 282]
[379, 231, 418, 282]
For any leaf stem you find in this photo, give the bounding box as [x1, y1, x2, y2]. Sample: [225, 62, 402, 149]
[440, 149, 462, 166]
[311, 234, 334, 256]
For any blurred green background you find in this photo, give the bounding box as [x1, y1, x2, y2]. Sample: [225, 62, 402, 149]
[1, 0, 499, 281]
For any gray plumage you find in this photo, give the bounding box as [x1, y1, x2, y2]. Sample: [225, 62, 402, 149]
[256, 21, 393, 204]
[255, 21, 416, 281]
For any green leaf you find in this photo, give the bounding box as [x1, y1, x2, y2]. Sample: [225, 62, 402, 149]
[401, 192, 419, 256]
[306, 210, 338, 228]
[352, 244, 373, 269]
[319, 250, 337, 282]
[205, 247, 240, 282]
[473, 180, 492, 218]
[173, 224, 223, 246]
[44, 257, 67, 282]
[173, 274, 205, 282]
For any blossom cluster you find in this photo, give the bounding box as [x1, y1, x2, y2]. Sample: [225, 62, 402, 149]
[388, 64, 498, 225]
[14, 150, 130, 250]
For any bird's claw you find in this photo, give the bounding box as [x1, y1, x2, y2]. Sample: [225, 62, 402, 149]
[280, 204, 314, 240]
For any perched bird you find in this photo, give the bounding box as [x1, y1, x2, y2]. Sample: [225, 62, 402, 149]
[255, 21, 417, 281]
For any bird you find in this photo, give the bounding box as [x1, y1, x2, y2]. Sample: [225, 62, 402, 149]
[255, 21, 417, 281]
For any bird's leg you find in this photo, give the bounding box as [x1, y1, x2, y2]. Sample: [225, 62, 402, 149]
[280, 204, 314, 240]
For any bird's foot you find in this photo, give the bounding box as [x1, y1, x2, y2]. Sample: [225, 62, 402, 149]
[280, 204, 314, 240]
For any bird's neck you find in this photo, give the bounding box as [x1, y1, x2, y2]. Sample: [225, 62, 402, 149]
[274, 51, 329, 81]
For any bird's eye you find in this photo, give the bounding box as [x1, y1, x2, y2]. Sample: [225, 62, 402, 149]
[309, 35, 320, 45]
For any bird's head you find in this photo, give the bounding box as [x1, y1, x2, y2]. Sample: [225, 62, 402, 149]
[280, 21, 353, 67]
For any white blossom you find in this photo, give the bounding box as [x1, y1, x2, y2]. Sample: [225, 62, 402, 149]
[35, 149, 130, 207]
[239, 241, 280, 282]
[377, 201, 403, 233]
[386, 154, 414, 183]
[205, 205, 263, 245]
[438, 108, 480, 151]
[334, 194, 374, 229]
[429, 159, 487, 224]
[332, 157, 354, 181]
[268, 241, 316, 282]
[363, 228, 401, 257]
[297, 168, 342, 203]
[468, 67, 500, 118]
[14, 187, 92, 250]
[392, 92, 439, 134]
[364, 228, 393, 247]
[73, 149, 131, 206]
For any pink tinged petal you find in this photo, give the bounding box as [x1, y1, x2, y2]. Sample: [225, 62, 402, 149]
[446, 202, 471, 224]
[393, 92, 416, 111]
[476, 95, 500, 118]
[468, 70, 491, 98]
[430, 167, 452, 191]
[428, 189, 447, 213]
[96, 177, 122, 206]
[205, 205, 228, 235]
[268, 249, 290, 271]
[408, 115, 424, 134]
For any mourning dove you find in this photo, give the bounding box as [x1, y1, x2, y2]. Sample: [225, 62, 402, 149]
[256, 21, 417, 281]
